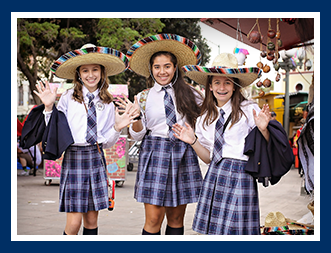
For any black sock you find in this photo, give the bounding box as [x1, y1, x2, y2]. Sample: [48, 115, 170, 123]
[83, 227, 98, 235]
[63, 231, 67, 235]
[165, 225, 184, 235]
[142, 228, 161, 235]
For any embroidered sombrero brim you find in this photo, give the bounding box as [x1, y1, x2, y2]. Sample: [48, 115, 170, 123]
[182, 65, 262, 88]
[51, 46, 128, 79]
[126, 34, 202, 78]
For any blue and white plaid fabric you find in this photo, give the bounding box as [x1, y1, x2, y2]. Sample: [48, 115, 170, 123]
[162, 86, 177, 143]
[86, 93, 97, 145]
[59, 145, 108, 213]
[212, 109, 225, 164]
[192, 158, 260, 235]
[134, 136, 202, 207]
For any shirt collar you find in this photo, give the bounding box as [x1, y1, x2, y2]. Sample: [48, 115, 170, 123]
[154, 81, 174, 92]
[217, 99, 232, 117]
[83, 85, 99, 99]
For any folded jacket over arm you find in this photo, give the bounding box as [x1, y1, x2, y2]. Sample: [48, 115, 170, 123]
[20, 104, 74, 160]
[243, 120, 294, 186]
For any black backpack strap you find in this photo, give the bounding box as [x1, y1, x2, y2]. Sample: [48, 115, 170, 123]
[223, 112, 232, 133]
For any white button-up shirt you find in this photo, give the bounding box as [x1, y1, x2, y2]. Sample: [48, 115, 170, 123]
[44, 85, 120, 148]
[196, 99, 261, 162]
[129, 81, 202, 140]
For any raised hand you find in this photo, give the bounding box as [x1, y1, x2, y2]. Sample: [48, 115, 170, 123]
[33, 80, 58, 111]
[115, 93, 141, 116]
[172, 122, 195, 144]
[114, 103, 140, 132]
[253, 104, 271, 141]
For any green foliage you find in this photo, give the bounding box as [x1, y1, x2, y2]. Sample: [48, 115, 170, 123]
[96, 18, 140, 50]
[17, 18, 210, 103]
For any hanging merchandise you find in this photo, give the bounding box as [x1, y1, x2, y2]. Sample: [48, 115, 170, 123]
[234, 19, 249, 66]
[280, 18, 297, 25]
[247, 18, 262, 44]
[274, 18, 281, 82]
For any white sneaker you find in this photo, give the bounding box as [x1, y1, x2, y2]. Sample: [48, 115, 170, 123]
[19, 170, 29, 176]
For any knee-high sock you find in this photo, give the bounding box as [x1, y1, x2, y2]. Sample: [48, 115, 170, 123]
[142, 228, 161, 235]
[83, 227, 98, 235]
[165, 225, 184, 235]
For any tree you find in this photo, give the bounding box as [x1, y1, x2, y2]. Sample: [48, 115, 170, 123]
[17, 18, 87, 104]
[17, 18, 211, 104]
[161, 18, 211, 66]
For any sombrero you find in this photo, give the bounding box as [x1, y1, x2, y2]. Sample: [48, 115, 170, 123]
[126, 34, 202, 78]
[50, 44, 129, 79]
[262, 211, 314, 235]
[182, 53, 262, 88]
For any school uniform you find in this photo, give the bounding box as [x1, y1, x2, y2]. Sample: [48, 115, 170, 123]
[44, 86, 121, 213]
[129, 82, 203, 207]
[193, 99, 261, 235]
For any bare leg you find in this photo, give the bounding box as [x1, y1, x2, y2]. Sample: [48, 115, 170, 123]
[143, 203, 166, 234]
[64, 212, 83, 235]
[165, 204, 187, 235]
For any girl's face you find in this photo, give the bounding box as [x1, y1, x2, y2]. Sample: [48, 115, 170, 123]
[151, 54, 176, 86]
[79, 64, 102, 92]
[210, 76, 235, 107]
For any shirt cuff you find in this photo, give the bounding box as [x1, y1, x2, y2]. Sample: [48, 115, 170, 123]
[129, 124, 147, 141]
[43, 109, 53, 125]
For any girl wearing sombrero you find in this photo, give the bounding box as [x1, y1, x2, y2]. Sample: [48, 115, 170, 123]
[121, 34, 204, 235]
[173, 53, 270, 235]
[34, 44, 139, 235]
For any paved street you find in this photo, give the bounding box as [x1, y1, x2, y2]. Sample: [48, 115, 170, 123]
[15, 161, 314, 236]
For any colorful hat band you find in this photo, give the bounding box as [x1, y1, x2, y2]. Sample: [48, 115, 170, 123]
[49, 46, 129, 80]
[182, 65, 261, 75]
[126, 34, 202, 65]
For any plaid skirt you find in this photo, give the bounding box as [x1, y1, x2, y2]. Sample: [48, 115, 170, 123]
[134, 136, 203, 207]
[192, 158, 260, 235]
[59, 145, 108, 213]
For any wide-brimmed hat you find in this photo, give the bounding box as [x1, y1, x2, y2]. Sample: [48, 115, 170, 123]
[262, 211, 314, 235]
[126, 34, 202, 78]
[50, 44, 128, 79]
[182, 53, 261, 88]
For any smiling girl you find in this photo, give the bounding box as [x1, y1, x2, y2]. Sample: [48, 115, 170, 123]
[121, 34, 204, 235]
[173, 53, 269, 235]
[34, 44, 138, 235]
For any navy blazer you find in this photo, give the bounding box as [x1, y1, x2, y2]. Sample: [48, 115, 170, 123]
[243, 120, 294, 187]
[20, 104, 74, 160]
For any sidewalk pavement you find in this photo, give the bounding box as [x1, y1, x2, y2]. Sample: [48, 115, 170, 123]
[15, 161, 313, 235]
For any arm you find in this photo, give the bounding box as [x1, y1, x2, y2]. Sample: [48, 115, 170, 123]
[172, 122, 211, 164]
[253, 104, 271, 142]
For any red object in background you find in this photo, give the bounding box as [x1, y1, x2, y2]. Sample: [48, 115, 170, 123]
[17, 118, 23, 136]
[17, 105, 38, 137]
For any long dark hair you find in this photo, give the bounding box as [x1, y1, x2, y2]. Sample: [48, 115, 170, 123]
[148, 51, 202, 127]
[72, 65, 113, 104]
[201, 76, 247, 129]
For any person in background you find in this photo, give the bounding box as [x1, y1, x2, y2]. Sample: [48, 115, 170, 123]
[17, 140, 42, 176]
[271, 111, 277, 121]
[293, 118, 306, 176]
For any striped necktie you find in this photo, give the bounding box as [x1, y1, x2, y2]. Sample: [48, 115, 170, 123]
[213, 109, 225, 164]
[86, 92, 97, 145]
[162, 86, 177, 143]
